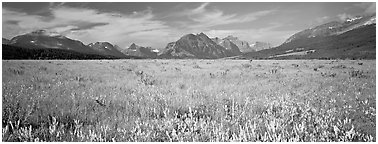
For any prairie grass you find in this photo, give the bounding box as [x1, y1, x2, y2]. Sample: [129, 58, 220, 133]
[2, 59, 376, 142]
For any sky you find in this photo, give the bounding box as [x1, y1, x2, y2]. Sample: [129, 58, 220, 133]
[2, 2, 376, 50]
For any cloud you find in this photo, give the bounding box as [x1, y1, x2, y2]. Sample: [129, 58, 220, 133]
[337, 13, 354, 21]
[2, 3, 283, 49]
[49, 25, 78, 33]
[2, 8, 49, 37]
[205, 23, 298, 47]
[315, 16, 330, 23]
[355, 2, 376, 14]
[49, 2, 66, 8]
[174, 2, 275, 29]
[2, 6, 173, 49]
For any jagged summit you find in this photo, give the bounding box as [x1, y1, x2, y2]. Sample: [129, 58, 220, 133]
[222, 35, 252, 53]
[197, 32, 207, 37]
[89, 42, 113, 47]
[129, 43, 139, 49]
[87, 41, 126, 57]
[159, 32, 233, 59]
[121, 43, 158, 58]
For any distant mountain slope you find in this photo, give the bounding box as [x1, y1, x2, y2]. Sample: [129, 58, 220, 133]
[223, 35, 253, 53]
[2, 44, 140, 60]
[242, 24, 375, 59]
[159, 33, 233, 59]
[211, 37, 241, 55]
[285, 14, 376, 43]
[88, 42, 126, 57]
[242, 14, 376, 60]
[121, 43, 158, 58]
[3, 29, 137, 59]
[212, 36, 272, 53]
[114, 45, 124, 52]
[2, 38, 10, 45]
[9, 30, 99, 55]
[250, 41, 272, 51]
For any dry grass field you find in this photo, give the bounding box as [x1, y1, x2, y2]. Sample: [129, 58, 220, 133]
[2, 59, 376, 142]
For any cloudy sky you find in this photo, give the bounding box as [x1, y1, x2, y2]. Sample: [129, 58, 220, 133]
[2, 2, 376, 50]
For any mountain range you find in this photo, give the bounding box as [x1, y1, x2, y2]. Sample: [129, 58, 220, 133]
[223, 35, 254, 53]
[122, 43, 159, 58]
[2, 30, 157, 59]
[211, 36, 243, 55]
[242, 14, 376, 59]
[2, 14, 375, 60]
[87, 42, 126, 58]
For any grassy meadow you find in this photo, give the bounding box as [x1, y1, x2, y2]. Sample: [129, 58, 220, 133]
[1, 59, 376, 142]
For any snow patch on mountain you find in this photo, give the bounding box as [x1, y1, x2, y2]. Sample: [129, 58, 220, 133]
[249, 41, 272, 51]
[284, 14, 376, 44]
[346, 16, 362, 22]
[363, 16, 376, 26]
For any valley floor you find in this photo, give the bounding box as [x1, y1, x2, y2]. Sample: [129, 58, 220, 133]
[2, 59, 376, 142]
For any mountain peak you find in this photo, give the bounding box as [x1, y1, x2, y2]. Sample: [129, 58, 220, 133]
[284, 14, 376, 44]
[159, 32, 233, 59]
[216, 35, 251, 53]
[86, 41, 126, 57]
[182, 33, 196, 38]
[197, 32, 206, 36]
[98, 41, 111, 44]
[129, 43, 139, 49]
[90, 41, 113, 47]
[196, 32, 213, 40]
[122, 43, 157, 58]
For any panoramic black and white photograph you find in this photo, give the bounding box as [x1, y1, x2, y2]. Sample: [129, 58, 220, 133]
[1, 1, 376, 142]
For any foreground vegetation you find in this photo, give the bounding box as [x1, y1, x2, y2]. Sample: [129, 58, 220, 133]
[2, 59, 376, 142]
